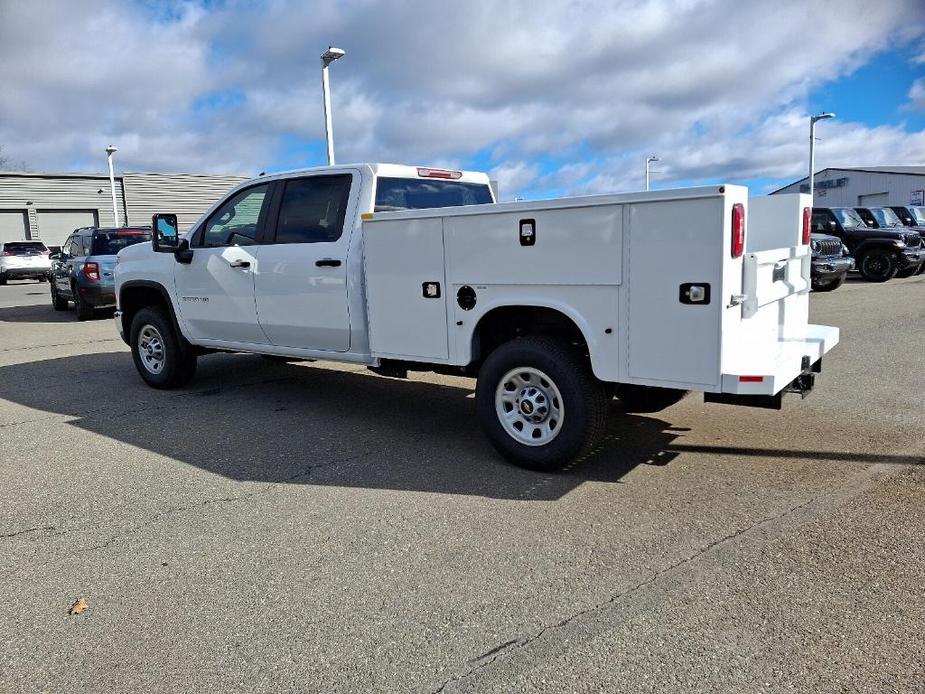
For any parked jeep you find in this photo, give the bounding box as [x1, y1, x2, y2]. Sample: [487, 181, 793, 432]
[811, 207, 924, 282]
[854, 206, 925, 278]
[809, 233, 852, 292]
[888, 206, 925, 275]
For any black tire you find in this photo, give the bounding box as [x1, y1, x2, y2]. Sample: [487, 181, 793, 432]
[129, 306, 197, 389]
[812, 274, 846, 292]
[50, 283, 68, 310]
[615, 384, 688, 413]
[858, 250, 898, 282]
[475, 336, 609, 472]
[73, 285, 94, 320]
[0, 274, 6, 286]
[37, 276, 47, 282]
[918, 262, 925, 276]
[896, 265, 919, 279]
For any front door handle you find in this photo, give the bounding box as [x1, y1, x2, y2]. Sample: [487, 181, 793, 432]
[227, 259, 251, 268]
[315, 258, 342, 267]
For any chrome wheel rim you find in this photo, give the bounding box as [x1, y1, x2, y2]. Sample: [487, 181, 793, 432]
[495, 367, 564, 446]
[137, 324, 166, 375]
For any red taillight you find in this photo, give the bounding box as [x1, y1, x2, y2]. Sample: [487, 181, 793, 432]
[417, 167, 462, 180]
[802, 206, 811, 245]
[83, 261, 100, 282]
[731, 203, 745, 258]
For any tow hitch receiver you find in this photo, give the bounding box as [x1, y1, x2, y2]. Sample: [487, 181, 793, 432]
[783, 356, 819, 399]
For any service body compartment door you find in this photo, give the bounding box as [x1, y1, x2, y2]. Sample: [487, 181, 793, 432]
[364, 217, 449, 361]
[626, 196, 725, 387]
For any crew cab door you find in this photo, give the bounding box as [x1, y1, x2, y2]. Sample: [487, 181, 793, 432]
[254, 173, 357, 351]
[173, 183, 271, 344]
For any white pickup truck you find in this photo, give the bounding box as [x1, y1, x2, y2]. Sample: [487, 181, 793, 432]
[114, 163, 838, 471]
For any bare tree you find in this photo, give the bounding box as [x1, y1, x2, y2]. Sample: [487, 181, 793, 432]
[0, 145, 27, 171]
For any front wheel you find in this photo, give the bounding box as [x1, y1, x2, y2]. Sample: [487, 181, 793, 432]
[130, 307, 197, 389]
[858, 250, 898, 282]
[475, 336, 609, 472]
[896, 266, 919, 279]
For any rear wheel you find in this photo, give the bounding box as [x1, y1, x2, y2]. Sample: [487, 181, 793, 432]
[858, 250, 898, 282]
[0, 274, 7, 285]
[475, 336, 609, 472]
[615, 384, 688, 413]
[896, 265, 920, 279]
[130, 306, 197, 389]
[73, 286, 94, 320]
[50, 283, 68, 310]
[811, 274, 846, 292]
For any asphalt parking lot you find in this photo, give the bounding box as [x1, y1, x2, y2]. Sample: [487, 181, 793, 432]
[1, 277, 923, 693]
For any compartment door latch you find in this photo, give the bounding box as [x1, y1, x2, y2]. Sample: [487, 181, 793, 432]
[679, 283, 711, 305]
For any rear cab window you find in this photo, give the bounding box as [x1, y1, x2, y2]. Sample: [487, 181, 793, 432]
[2, 242, 48, 255]
[91, 229, 152, 255]
[374, 177, 494, 212]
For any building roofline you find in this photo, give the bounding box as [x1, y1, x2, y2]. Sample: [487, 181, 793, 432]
[769, 166, 925, 195]
[0, 170, 250, 179]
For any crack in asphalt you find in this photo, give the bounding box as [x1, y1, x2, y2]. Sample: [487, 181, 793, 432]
[0, 449, 372, 575]
[0, 525, 57, 539]
[0, 337, 122, 354]
[428, 489, 832, 694]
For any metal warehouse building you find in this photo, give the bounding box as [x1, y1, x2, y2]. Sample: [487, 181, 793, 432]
[771, 166, 925, 207]
[0, 171, 248, 247]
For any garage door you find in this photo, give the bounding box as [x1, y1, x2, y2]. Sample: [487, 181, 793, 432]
[36, 209, 98, 247]
[858, 193, 889, 206]
[0, 210, 29, 244]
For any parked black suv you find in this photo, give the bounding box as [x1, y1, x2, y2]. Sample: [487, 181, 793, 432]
[50, 226, 152, 319]
[854, 206, 925, 278]
[888, 206, 925, 275]
[811, 207, 924, 282]
[809, 233, 852, 291]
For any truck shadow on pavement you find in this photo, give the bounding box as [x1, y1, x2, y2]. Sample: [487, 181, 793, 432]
[0, 303, 113, 323]
[3, 352, 919, 500]
[0, 352, 695, 501]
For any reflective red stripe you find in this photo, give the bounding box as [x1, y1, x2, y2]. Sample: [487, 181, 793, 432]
[738, 375, 764, 382]
[802, 206, 811, 245]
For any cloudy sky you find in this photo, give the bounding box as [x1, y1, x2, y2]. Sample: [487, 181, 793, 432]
[0, 0, 923, 198]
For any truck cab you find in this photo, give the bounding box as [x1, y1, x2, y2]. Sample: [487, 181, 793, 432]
[811, 206, 924, 281]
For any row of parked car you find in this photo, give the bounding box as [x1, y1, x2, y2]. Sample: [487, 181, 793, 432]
[809, 204, 925, 291]
[0, 226, 152, 319]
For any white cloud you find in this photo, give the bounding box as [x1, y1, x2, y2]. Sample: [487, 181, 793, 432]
[0, 0, 923, 197]
[907, 77, 925, 111]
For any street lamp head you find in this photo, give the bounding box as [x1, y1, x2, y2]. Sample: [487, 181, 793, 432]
[321, 46, 345, 66]
[105, 145, 118, 155]
[647, 155, 660, 163]
[811, 112, 836, 123]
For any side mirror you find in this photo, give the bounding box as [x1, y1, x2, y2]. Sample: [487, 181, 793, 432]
[152, 213, 180, 252]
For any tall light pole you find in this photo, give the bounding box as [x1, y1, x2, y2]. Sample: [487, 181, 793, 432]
[808, 112, 835, 204]
[105, 145, 120, 226]
[320, 46, 345, 166]
[645, 155, 660, 191]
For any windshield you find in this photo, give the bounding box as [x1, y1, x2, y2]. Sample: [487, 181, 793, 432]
[91, 229, 152, 255]
[375, 177, 493, 212]
[870, 208, 904, 228]
[2, 242, 48, 255]
[911, 207, 925, 225]
[832, 208, 866, 229]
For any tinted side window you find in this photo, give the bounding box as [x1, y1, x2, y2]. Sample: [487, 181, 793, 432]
[811, 212, 830, 233]
[273, 175, 351, 244]
[200, 184, 269, 248]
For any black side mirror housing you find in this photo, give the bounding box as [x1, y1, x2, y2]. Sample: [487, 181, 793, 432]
[152, 213, 181, 252]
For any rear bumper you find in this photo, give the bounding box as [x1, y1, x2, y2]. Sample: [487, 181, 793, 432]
[77, 282, 116, 308]
[811, 256, 852, 279]
[2, 267, 49, 279]
[717, 324, 839, 397]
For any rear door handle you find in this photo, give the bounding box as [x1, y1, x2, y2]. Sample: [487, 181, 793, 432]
[227, 259, 251, 268]
[315, 258, 342, 267]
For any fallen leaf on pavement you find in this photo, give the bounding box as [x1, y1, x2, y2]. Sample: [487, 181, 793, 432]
[68, 597, 88, 616]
